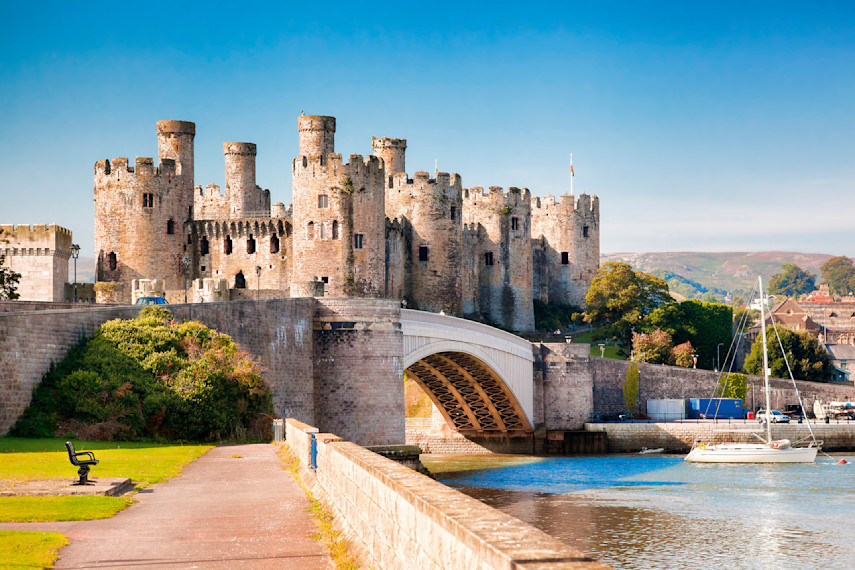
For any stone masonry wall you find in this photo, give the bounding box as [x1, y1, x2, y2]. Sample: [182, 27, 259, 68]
[1, 224, 73, 302]
[535, 342, 595, 430]
[312, 298, 405, 445]
[286, 419, 604, 569]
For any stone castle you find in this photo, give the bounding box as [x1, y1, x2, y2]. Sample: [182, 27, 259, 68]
[94, 116, 599, 331]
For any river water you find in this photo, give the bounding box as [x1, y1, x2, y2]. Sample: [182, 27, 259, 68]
[424, 453, 854, 569]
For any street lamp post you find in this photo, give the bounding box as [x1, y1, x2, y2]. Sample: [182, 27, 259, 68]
[182, 257, 190, 303]
[255, 265, 262, 300]
[70, 244, 80, 302]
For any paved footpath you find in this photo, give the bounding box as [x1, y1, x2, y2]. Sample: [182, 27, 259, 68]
[1, 444, 332, 569]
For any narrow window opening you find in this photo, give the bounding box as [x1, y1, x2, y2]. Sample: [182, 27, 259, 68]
[200, 236, 209, 256]
[307, 222, 314, 240]
[224, 236, 233, 255]
[143, 193, 154, 208]
[247, 234, 256, 254]
[322, 276, 329, 294]
[583, 226, 590, 238]
[167, 219, 175, 235]
[270, 234, 280, 253]
[235, 271, 246, 289]
[511, 217, 519, 231]
[187, 234, 192, 244]
[318, 194, 329, 208]
[319, 223, 326, 239]
[354, 233, 364, 249]
[484, 252, 494, 266]
[561, 252, 569, 265]
[450, 205, 457, 221]
[332, 220, 339, 240]
[419, 245, 429, 261]
[108, 252, 117, 271]
[201, 265, 206, 272]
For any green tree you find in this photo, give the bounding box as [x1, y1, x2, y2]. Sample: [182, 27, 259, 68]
[820, 256, 855, 297]
[646, 299, 732, 370]
[718, 372, 749, 402]
[584, 262, 673, 349]
[744, 326, 833, 383]
[768, 264, 816, 297]
[623, 362, 640, 414]
[0, 229, 21, 300]
[631, 329, 672, 364]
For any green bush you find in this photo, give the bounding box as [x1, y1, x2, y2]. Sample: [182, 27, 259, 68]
[11, 307, 272, 442]
[533, 300, 582, 332]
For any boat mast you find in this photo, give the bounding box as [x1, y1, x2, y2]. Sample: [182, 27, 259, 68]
[759, 276, 772, 444]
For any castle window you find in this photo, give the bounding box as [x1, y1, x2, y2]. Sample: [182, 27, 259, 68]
[419, 245, 429, 262]
[332, 220, 339, 240]
[485, 252, 494, 266]
[108, 252, 117, 271]
[224, 236, 233, 255]
[511, 217, 519, 231]
[450, 206, 457, 221]
[561, 252, 569, 265]
[200, 236, 209, 256]
[319, 223, 326, 240]
[307, 222, 314, 240]
[187, 234, 192, 244]
[167, 219, 175, 235]
[201, 266, 206, 272]
[322, 276, 329, 294]
[188, 205, 193, 219]
[235, 271, 246, 289]
[354, 233, 364, 250]
[285, 222, 292, 237]
[143, 193, 154, 208]
[270, 234, 280, 254]
[318, 194, 329, 208]
[247, 235, 256, 254]
[583, 226, 590, 238]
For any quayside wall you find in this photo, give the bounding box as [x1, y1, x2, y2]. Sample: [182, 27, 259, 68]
[285, 419, 606, 569]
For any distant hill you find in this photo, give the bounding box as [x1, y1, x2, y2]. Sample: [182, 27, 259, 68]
[600, 252, 833, 303]
[68, 256, 96, 283]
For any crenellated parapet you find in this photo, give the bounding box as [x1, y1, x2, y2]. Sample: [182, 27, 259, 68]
[0, 224, 73, 302]
[372, 136, 407, 180]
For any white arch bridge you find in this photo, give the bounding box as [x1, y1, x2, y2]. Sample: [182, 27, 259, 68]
[400, 309, 535, 437]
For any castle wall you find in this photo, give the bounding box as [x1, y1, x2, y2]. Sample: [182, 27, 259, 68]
[462, 186, 534, 331]
[384, 218, 406, 300]
[0, 224, 72, 302]
[188, 217, 292, 300]
[372, 136, 407, 180]
[531, 193, 599, 307]
[94, 120, 196, 301]
[386, 172, 463, 314]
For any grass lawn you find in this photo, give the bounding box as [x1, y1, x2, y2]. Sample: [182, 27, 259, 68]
[0, 530, 68, 569]
[590, 344, 625, 360]
[0, 496, 135, 523]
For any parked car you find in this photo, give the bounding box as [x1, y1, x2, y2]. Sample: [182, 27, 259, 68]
[135, 296, 169, 305]
[756, 410, 790, 423]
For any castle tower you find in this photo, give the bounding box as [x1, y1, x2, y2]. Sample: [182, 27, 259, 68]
[372, 137, 407, 184]
[298, 115, 336, 157]
[531, 193, 600, 307]
[462, 186, 534, 332]
[94, 120, 196, 301]
[291, 115, 386, 297]
[0, 224, 72, 301]
[224, 142, 269, 217]
[385, 170, 463, 314]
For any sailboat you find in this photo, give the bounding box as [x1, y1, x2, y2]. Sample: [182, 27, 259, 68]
[685, 276, 819, 463]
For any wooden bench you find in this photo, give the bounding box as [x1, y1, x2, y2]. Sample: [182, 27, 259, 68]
[65, 441, 99, 485]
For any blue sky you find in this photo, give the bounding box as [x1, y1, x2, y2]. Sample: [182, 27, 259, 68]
[2, 1, 854, 258]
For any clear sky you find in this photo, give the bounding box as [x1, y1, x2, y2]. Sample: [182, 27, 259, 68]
[2, 1, 853, 258]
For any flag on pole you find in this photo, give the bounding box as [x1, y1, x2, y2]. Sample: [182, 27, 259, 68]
[570, 153, 574, 176]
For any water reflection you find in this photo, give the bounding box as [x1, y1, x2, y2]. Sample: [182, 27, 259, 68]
[425, 454, 854, 569]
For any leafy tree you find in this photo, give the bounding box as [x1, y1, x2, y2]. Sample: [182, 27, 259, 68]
[584, 262, 673, 348]
[12, 307, 272, 441]
[820, 256, 855, 297]
[733, 306, 757, 331]
[631, 329, 672, 364]
[623, 362, 639, 414]
[671, 341, 695, 368]
[768, 264, 816, 297]
[646, 299, 732, 370]
[718, 372, 749, 402]
[0, 229, 21, 300]
[744, 326, 833, 383]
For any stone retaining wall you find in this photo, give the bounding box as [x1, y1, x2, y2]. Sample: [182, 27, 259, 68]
[587, 420, 855, 452]
[286, 419, 605, 569]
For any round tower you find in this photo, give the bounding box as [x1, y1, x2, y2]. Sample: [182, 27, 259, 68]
[372, 137, 407, 180]
[157, 120, 195, 180]
[298, 115, 336, 157]
[224, 142, 258, 217]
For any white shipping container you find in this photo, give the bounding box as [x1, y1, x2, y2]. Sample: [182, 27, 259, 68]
[647, 399, 686, 421]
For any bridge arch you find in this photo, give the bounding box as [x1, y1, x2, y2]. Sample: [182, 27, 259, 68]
[401, 310, 535, 437]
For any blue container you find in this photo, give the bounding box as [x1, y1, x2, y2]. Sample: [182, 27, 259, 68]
[687, 398, 743, 419]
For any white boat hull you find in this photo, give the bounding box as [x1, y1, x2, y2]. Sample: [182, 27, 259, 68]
[685, 443, 818, 463]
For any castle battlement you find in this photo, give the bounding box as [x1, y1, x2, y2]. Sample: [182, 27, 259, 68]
[390, 171, 463, 194]
[94, 157, 177, 180]
[293, 153, 384, 182]
[0, 223, 73, 255]
[463, 186, 531, 208]
[531, 193, 599, 215]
